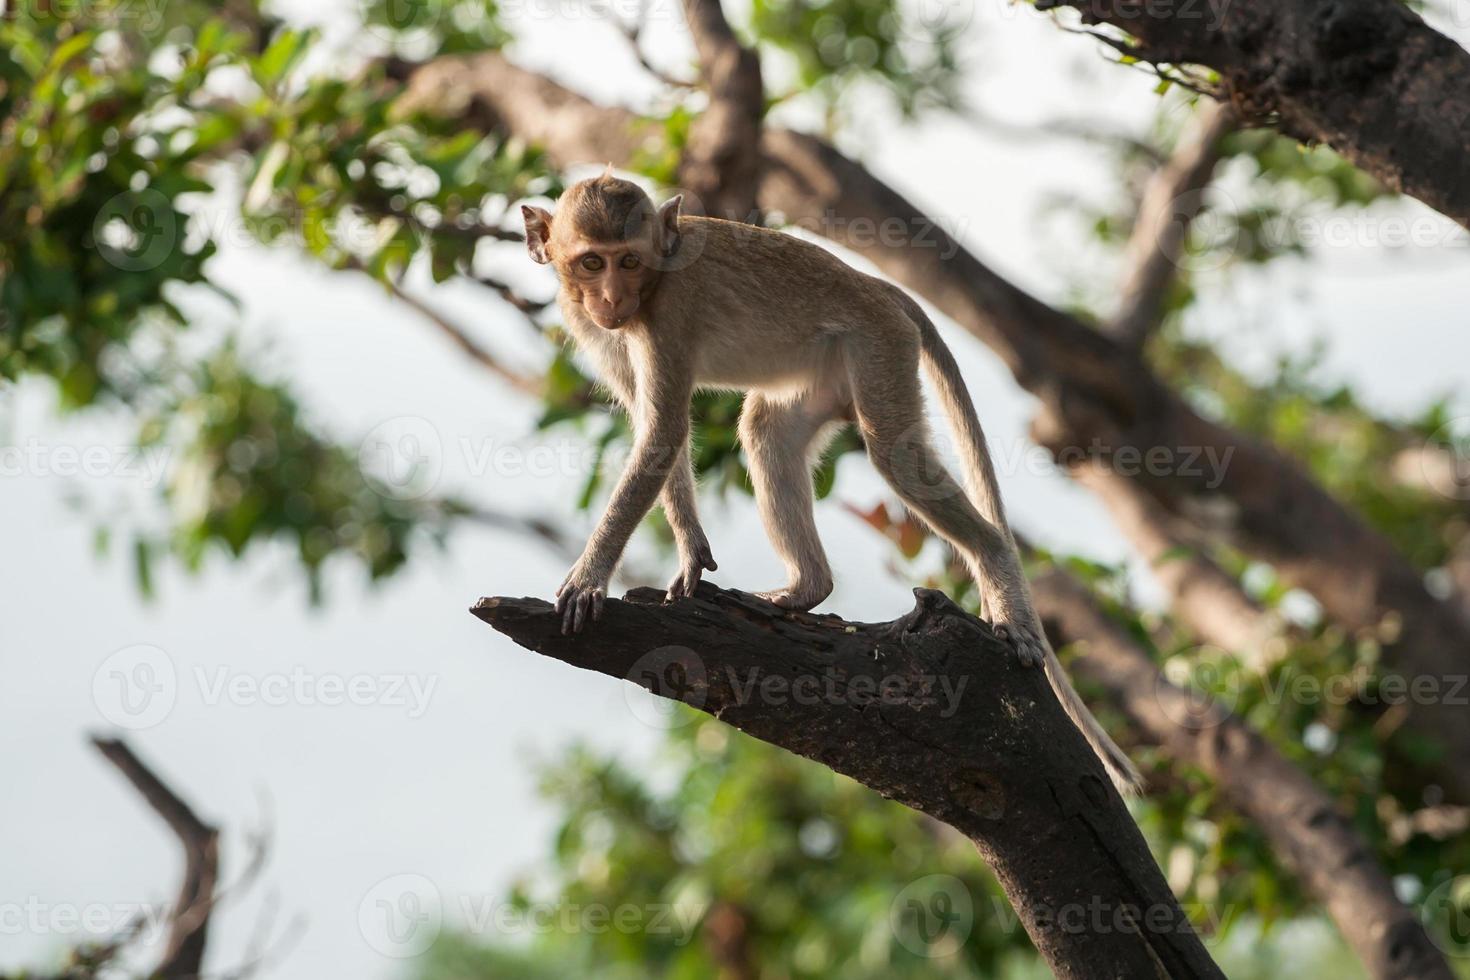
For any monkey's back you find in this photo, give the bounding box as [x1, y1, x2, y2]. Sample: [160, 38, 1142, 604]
[655, 217, 917, 392]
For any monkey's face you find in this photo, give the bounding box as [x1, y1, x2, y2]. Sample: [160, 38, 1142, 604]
[556, 239, 662, 329]
[521, 176, 682, 330]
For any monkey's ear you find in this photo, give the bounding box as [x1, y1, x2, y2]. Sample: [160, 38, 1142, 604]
[656, 194, 682, 256]
[521, 205, 553, 264]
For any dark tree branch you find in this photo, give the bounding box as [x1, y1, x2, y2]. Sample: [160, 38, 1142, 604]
[1108, 100, 1236, 347]
[1034, 0, 1470, 229]
[92, 737, 219, 979]
[460, 268, 554, 318]
[473, 584, 1225, 980]
[852, 521, 1451, 979]
[1030, 570, 1457, 980]
[380, 280, 543, 395]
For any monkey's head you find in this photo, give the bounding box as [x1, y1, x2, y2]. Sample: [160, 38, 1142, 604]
[522, 174, 681, 330]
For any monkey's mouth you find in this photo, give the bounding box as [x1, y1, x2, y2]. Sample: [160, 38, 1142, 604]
[592, 309, 637, 329]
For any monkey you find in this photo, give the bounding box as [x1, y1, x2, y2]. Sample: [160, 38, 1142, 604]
[521, 173, 1143, 795]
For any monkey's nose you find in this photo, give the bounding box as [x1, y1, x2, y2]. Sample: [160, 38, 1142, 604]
[606, 299, 639, 322]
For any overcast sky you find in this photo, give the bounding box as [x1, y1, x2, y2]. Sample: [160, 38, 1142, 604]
[3, 2, 1468, 977]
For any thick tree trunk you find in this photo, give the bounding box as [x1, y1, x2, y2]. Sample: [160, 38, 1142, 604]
[473, 584, 1225, 980]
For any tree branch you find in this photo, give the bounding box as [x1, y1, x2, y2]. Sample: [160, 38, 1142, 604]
[1108, 100, 1236, 347]
[612, 0, 699, 89]
[347, 261, 545, 396]
[1034, 0, 1470, 229]
[678, 0, 765, 220]
[92, 737, 219, 979]
[1030, 571, 1456, 980]
[1070, 460, 1285, 664]
[473, 584, 1225, 980]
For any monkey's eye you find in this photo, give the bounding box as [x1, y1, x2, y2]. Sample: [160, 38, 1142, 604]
[580, 254, 605, 272]
[619, 254, 640, 270]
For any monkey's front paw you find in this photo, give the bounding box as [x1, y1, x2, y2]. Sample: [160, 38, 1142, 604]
[993, 621, 1046, 668]
[666, 538, 717, 601]
[555, 566, 610, 635]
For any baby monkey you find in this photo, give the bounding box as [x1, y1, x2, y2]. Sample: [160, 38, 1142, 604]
[523, 174, 1141, 794]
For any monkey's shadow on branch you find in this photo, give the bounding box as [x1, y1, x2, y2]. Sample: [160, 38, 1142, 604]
[472, 581, 1223, 980]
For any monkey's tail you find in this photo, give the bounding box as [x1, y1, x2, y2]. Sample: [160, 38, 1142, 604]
[900, 292, 1145, 798]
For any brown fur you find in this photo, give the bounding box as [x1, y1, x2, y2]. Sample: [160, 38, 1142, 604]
[561, 175, 657, 244]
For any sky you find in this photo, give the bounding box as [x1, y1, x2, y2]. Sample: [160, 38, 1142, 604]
[2, 2, 1468, 978]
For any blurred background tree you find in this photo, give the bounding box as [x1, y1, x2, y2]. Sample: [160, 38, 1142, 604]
[3, 0, 1469, 976]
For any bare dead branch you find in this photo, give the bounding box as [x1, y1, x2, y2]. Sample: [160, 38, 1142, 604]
[92, 737, 219, 980]
[613, 1, 699, 88]
[1108, 100, 1237, 347]
[473, 584, 1226, 980]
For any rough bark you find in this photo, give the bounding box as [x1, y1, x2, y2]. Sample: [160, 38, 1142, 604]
[404, 51, 1470, 802]
[1030, 570, 1457, 980]
[1036, 0, 1470, 229]
[473, 584, 1224, 980]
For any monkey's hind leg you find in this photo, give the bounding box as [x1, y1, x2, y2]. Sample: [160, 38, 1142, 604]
[739, 391, 840, 611]
[848, 337, 1045, 667]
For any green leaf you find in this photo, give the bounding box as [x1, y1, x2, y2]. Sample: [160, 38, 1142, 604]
[254, 29, 313, 88]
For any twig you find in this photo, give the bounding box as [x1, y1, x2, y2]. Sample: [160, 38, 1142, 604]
[346, 260, 545, 396]
[613, 1, 698, 89]
[459, 267, 554, 317]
